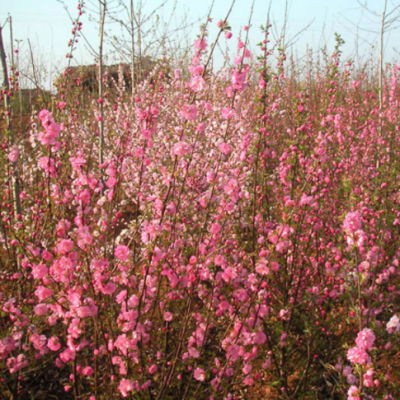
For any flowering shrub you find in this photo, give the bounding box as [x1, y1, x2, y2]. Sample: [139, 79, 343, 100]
[1, 20, 400, 400]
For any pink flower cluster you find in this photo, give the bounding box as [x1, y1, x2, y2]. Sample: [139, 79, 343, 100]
[2, 21, 400, 400]
[38, 109, 61, 145]
[343, 211, 367, 249]
[347, 328, 375, 365]
[386, 315, 400, 334]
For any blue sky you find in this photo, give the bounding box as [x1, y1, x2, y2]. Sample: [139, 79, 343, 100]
[2, 0, 399, 88]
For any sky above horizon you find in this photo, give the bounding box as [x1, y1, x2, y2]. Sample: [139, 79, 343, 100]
[2, 0, 399, 89]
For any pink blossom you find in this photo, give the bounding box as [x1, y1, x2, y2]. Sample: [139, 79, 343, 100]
[355, 328, 375, 351]
[116, 290, 127, 303]
[35, 286, 53, 301]
[242, 364, 252, 374]
[221, 267, 237, 282]
[37, 110, 61, 145]
[299, 195, 314, 207]
[78, 189, 91, 205]
[31, 264, 48, 279]
[253, 331, 267, 344]
[50, 255, 75, 283]
[173, 141, 191, 156]
[231, 70, 247, 91]
[180, 104, 198, 120]
[127, 295, 139, 308]
[59, 348, 75, 363]
[191, 56, 200, 65]
[38, 157, 56, 176]
[0, 337, 16, 359]
[38, 109, 51, 121]
[77, 305, 98, 318]
[174, 69, 181, 79]
[42, 250, 53, 261]
[114, 245, 130, 261]
[118, 379, 135, 397]
[82, 366, 94, 376]
[270, 261, 280, 271]
[106, 177, 117, 188]
[276, 240, 290, 253]
[8, 146, 19, 162]
[141, 380, 151, 390]
[297, 105, 306, 113]
[347, 385, 360, 400]
[188, 347, 200, 358]
[148, 364, 158, 374]
[55, 358, 64, 368]
[76, 225, 93, 249]
[234, 55, 243, 65]
[34, 303, 48, 316]
[346, 229, 367, 248]
[194, 367, 206, 381]
[100, 282, 117, 295]
[47, 337, 61, 351]
[38, 130, 58, 146]
[343, 366, 353, 376]
[70, 155, 86, 170]
[189, 76, 206, 92]
[56, 219, 71, 237]
[214, 255, 226, 266]
[141, 128, 153, 140]
[243, 376, 254, 386]
[279, 309, 289, 320]
[221, 107, 235, 119]
[363, 368, 374, 387]
[7, 354, 28, 373]
[57, 101, 67, 110]
[210, 223, 221, 234]
[255, 262, 269, 275]
[164, 312, 173, 321]
[194, 38, 207, 51]
[347, 373, 358, 385]
[218, 142, 231, 154]
[29, 333, 47, 350]
[262, 358, 272, 369]
[387, 315, 400, 334]
[225, 31, 232, 39]
[189, 65, 204, 76]
[343, 211, 362, 234]
[57, 239, 74, 254]
[347, 346, 370, 365]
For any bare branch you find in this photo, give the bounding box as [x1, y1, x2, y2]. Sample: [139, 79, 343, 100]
[285, 18, 315, 50]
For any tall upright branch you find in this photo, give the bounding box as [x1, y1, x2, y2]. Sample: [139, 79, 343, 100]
[137, 0, 143, 81]
[98, 1, 106, 166]
[353, 0, 400, 109]
[130, 0, 136, 95]
[0, 21, 21, 218]
[27, 39, 45, 103]
[379, 0, 387, 110]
